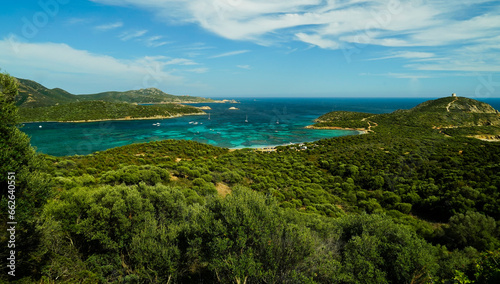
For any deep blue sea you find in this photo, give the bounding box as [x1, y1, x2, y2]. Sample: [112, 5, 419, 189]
[21, 97, 500, 156]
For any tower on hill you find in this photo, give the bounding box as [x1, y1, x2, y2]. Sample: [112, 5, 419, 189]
[452, 93, 457, 97]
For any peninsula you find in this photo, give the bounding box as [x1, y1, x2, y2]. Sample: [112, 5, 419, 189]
[14, 78, 227, 122]
[308, 95, 500, 141]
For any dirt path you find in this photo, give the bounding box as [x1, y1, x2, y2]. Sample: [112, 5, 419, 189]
[366, 120, 378, 132]
[362, 116, 378, 132]
[446, 97, 459, 112]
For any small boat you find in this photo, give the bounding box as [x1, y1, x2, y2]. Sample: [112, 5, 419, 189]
[208, 113, 211, 120]
[245, 115, 248, 123]
[189, 121, 194, 124]
[193, 122, 199, 125]
[39, 125, 42, 128]
[276, 120, 279, 124]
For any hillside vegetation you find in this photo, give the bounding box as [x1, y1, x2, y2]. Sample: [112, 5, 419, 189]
[314, 96, 500, 139]
[15, 78, 218, 108]
[2, 72, 499, 284]
[18, 100, 204, 122]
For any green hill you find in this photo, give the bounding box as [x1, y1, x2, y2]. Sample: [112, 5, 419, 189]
[313, 111, 373, 129]
[76, 88, 215, 104]
[15, 78, 218, 107]
[16, 78, 76, 107]
[313, 96, 500, 139]
[19, 100, 204, 122]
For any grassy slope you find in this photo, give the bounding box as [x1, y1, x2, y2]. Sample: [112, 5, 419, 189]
[19, 100, 204, 122]
[313, 96, 500, 138]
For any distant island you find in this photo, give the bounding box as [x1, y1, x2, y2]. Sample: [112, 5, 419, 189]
[309, 95, 500, 141]
[14, 78, 235, 122]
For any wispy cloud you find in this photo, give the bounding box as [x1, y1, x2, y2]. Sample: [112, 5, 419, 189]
[119, 30, 148, 41]
[237, 65, 251, 70]
[209, 50, 250, 59]
[144, 36, 170, 48]
[90, 0, 500, 73]
[95, 21, 123, 31]
[186, 67, 208, 73]
[164, 58, 198, 65]
[369, 51, 436, 61]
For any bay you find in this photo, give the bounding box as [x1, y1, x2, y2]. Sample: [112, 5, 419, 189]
[21, 97, 500, 156]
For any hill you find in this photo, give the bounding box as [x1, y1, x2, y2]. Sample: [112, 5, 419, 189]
[15, 78, 219, 107]
[312, 95, 500, 139]
[16, 78, 75, 107]
[18, 100, 204, 122]
[76, 88, 218, 104]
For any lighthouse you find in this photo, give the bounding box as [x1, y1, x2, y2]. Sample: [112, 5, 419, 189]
[452, 93, 457, 97]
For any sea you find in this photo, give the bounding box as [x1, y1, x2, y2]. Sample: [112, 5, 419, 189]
[21, 97, 500, 157]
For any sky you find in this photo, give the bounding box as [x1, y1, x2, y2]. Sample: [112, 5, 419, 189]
[1, 0, 500, 98]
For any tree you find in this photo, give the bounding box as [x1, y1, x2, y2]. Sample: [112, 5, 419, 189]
[192, 187, 316, 283]
[445, 211, 499, 251]
[0, 72, 51, 281]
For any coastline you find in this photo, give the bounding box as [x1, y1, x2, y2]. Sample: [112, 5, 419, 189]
[21, 112, 206, 123]
[147, 99, 239, 104]
[305, 125, 368, 134]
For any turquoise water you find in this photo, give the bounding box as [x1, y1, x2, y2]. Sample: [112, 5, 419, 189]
[21, 98, 500, 156]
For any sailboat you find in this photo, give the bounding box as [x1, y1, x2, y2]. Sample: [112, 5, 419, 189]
[245, 115, 248, 123]
[276, 119, 279, 124]
[208, 113, 211, 120]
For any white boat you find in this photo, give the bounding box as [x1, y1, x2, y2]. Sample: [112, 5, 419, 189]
[245, 115, 248, 123]
[208, 113, 211, 120]
[276, 120, 279, 124]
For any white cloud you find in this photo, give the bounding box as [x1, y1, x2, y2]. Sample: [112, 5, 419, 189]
[164, 58, 198, 65]
[186, 67, 209, 73]
[55, 1, 500, 72]
[119, 30, 148, 41]
[95, 21, 123, 31]
[0, 37, 208, 93]
[369, 51, 436, 61]
[144, 36, 171, 47]
[209, 50, 250, 59]
[237, 65, 251, 70]
[296, 32, 339, 49]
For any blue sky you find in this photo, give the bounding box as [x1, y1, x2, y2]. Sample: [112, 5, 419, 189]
[1, 0, 500, 98]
